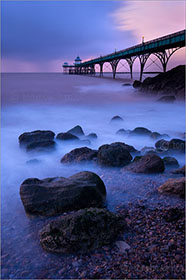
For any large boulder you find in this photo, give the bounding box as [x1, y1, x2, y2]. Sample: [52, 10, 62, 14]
[158, 177, 185, 198]
[126, 154, 165, 174]
[163, 157, 179, 168]
[56, 132, 79, 141]
[20, 171, 106, 216]
[129, 127, 152, 137]
[19, 130, 55, 145]
[134, 65, 185, 98]
[67, 125, 84, 136]
[155, 139, 170, 151]
[97, 142, 133, 167]
[61, 147, 97, 163]
[168, 139, 185, 153]
[39, 208, 126, 253]
[26, 140, 56, 152]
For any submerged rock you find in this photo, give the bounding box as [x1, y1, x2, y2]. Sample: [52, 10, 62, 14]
[56, 132, 79, 141]
[19, 130, 55, 145]
[171, 165, 185, 175]
[67, 125, 84, 136]
[158, 177, 185, 198]
[110, 115, 123, 122]
[39, 208, 126, 253]
[129, 127, 152, 137]
[20, 171, 106, 216]
[163, 157, 179, 168]
[126, 154, 165, 174]
[97, 142, 133, 167]
[61, 147, 97, 163]
[116, 129, 130, 136]
[86, 133, 98, 139]
[133, 80, 142, 88]
[155, 139, 170, 151]
[150, 132, 162, 140]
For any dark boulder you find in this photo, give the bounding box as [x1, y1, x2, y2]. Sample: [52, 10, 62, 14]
[155, 139, 169, 151]
[157, 95, 176, 103]
[140, 146, 156, 155]
[56, 132, 79, 141]
[163, 157, 179, 168]
[110, 115, 123, 122]
[171, 165, 185, 176]
[133, 80, 142, 88]
[20, 171, 106, 216]
[129, 127, 152, 137]
[39, 208, 126, 253]
[86, 133, 98, 139]
[19, 130, 55, 146]
[126, 154, 165, 174]
[61, 147, 97, 164]
[168, 138, 185, 153]
[97, 142, 132, 167]
[26, 140, 56, 152]
[116, 129, 130, 136]
[67, 125, 84, 136]
[150, 132, 162, 140]
[158, 177, 185, 198]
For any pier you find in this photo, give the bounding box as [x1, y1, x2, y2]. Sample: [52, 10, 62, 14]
[63, 29, 185, 81]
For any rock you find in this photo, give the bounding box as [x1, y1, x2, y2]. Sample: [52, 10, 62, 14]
[163, 157, 179, 167]
[115, 241, 130, 252]
[56, 132, 79, 141]
[132, 156, 142, 162]
[122, 83, 131, 86]
[126, 154, 165, 174]
[168, 138, 185, 153]
[155, 139, 169, 151]
[140, 146, 156, 155]
[97, 142, 133, 167]
[129, 127, 152, 137]
[171, 165, 185, 175]
[61, 147, 97, 164]
[19, 130, 55, 146]
[67, 125, 84, 136]
[157, 95, 176, 103]
[158, 177, 185, 198]
[135, 65, 185, 98]
[20, 171, 106, 216]
[150, 132, 162, 140]
[39, 208, 126, 253]
[116, 129, 130, 136]
[110, 115, 123, 122]
[86, 133, 98, 139]
[26, 140, 56, 152]
[133, 80, 142, 88]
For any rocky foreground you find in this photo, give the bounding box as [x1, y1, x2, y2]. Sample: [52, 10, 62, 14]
[133, 65, 185, 100]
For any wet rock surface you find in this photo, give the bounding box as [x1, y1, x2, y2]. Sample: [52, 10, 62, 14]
[20, 171, 106, 216]
[86, 133, 98, 139]
[158, 177, 185, 198]
[56, 132, 79, 141]
[61, 147, 97, 163]
[163, 156, 179, 168]
[40, 208, 126, 253]
[125, 154, 165, 174]
[26, 140, 56, 152]
[97, 142, 133, 167]
[67, 125, 84, 136]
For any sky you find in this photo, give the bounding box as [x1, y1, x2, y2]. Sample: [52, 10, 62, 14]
[1, 0, 185, 72]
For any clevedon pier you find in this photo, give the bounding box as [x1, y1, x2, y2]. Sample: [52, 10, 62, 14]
[63, 29, 185, 81]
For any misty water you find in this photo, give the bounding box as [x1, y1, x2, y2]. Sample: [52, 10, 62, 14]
[1, 73, 185, 279]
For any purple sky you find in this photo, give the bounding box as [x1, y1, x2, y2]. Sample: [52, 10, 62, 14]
[1, 0, 185, 72]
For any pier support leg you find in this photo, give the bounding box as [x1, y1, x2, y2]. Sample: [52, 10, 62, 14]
[138, 54, 150, 82]
[125, 57, 136, 79]
[99, 63, 104, 77]
[110, 59, 120, 79]
[154, 48, 181, 73]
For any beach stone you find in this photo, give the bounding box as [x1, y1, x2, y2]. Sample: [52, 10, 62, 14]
[157, 95, 176, 103]
[56, 132, 79, 141]
[110, 115, 123, 122]
[26, 140, 56, 152]
[19, 130, 55, 146]
[171, 165, 185, 175]
[126, 154, 165, 174]
[158, 177, 185, 198]
[39, 208, 126, 253]
[129, 127, 152, 137]
[163, 157, 179, 167]
[61, 147, 97, 163]
[86, 133, 98, 139]
[115, 241, 130, 252]
[155, 139, 169, 151]
[20, 171, 106, 216]
[67, 125, 84, 136]
[168, 138, 185, 153]
[97, 142, 133, 167]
